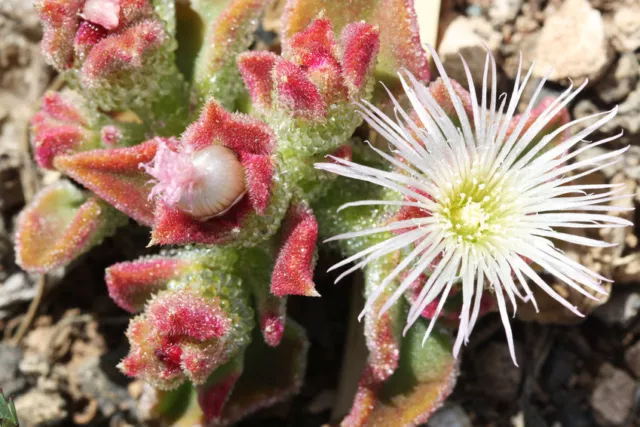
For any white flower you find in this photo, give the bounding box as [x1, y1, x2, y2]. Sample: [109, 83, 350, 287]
[315, 47, 633, 364]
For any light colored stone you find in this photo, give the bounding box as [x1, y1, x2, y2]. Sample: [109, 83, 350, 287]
[609, 4, 640, 53]
[437, 15, 502, 86]
[533, 0, 611, 84]
[625, 340, 640, 378]
[428, 404, 472, 427]
[0, 272, 34, 319]
[574, 82, 640, 145]
[591, 363, 636, 426]
[594, 290, 640, 326]
[595, 53, 639, 104]
[15, 389, 67, 426]
[488, 0, 522, 26]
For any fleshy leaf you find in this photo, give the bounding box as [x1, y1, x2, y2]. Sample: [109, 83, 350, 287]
[273, 58, 327, 120]
[105, 256, 191, 313]
[152, 198, 254, 246]
[221, 319, 309, 424]
[282, 0, 429, 90]
[30, 90, 99, 169]
[284, 18, 346, 104]
[197, 356, 244, 424]
[54, 138, 167, 226]
[192, 0, 270, 108]
[35, 0, 84, 69]
[0, 389, 18, 427]
[74, 20, 109, 61]
[239, 247, 287, 347]
[15, 180, 127, 273]
[340, 21, 380, 99]
[363, 255, 402, 382]
[237, 51, 278, 112]
[271, 203, 320, 297]
[343, 323, 458, 426]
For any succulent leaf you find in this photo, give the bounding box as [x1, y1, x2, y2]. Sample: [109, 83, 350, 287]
[15, 180, 127, 273]
[197, 355, 244, 424]
[31, 90, 147, 169]
[54, 138, 165, 226]
[343, 325, 457, 426]
[282, 0, 429, 91]
[220, 319, 309, 424]
[192, 0, 271, 109]
[239, 247, 287, 347]
[106, 256, 192, 313]
[363, 254, 402, 383]
[271, 203, 320, 297]
[0, 389, 18, 427]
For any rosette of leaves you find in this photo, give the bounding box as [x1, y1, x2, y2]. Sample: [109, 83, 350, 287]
[14, 0, 581, 425]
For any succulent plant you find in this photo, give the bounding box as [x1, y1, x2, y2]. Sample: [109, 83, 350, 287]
[16, 0, 630, 425]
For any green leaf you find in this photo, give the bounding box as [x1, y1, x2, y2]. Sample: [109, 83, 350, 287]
[0, 390, 19, 427]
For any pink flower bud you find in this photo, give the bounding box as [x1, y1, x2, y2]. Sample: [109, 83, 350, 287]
[119, 289, 234, 389]
[284, 18, 346, 103]
[35, 0, 83, 69]
[239, 18, 380, 120]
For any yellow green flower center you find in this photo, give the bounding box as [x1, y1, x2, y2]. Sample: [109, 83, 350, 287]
[435, 173, 516, 244]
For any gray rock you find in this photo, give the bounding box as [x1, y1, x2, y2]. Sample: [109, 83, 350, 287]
[0, 343, 26, 397]
[591, 363, 636, 426]
[0, 272, 34, 320]
[488, 0, 522, 26]
[593, 289, 640, 326]
[437, 16, 502, 86]
[474, 342, 523, 403]
[0, 0, 42, 38]
[427, 404, 472, 427]
[625, 340, 640, 378]
[595, 54, 639, 104]
[0, 146, 24, 213]
[74, 355, 136, 418]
